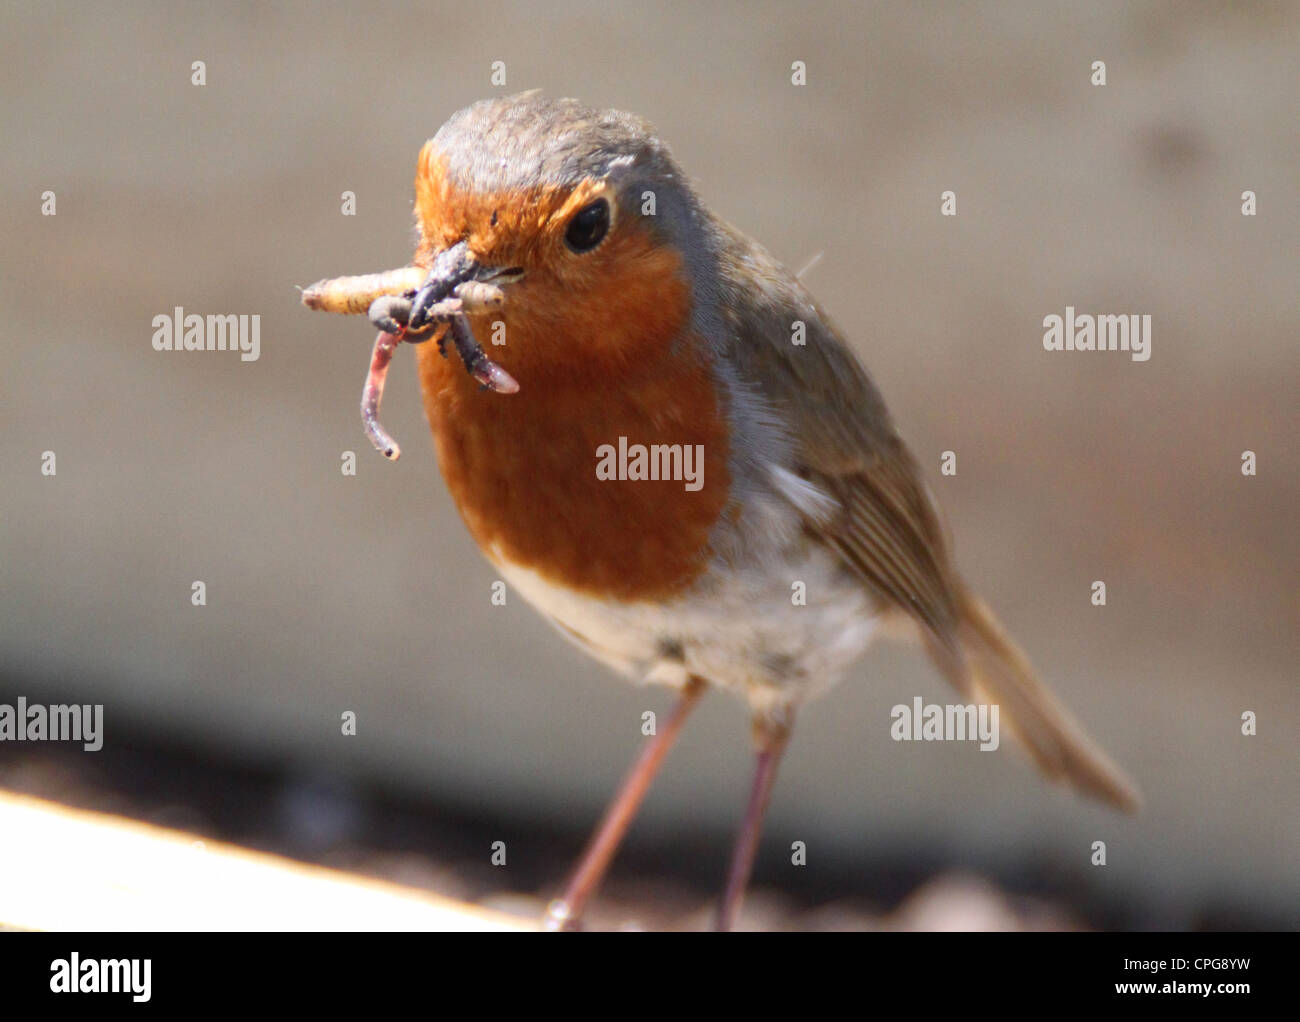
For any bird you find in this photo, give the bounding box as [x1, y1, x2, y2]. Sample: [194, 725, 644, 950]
[353, 91, 1139, 930]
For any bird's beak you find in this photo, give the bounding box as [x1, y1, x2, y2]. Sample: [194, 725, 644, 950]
[475, 264, 526, 286]
[407, 240, 524, 332]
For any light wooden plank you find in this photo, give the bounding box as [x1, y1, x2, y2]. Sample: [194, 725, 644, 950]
[0, 791, 533, 932]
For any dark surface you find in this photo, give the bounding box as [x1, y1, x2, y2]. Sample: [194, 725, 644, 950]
[0, 725, 1285, 931]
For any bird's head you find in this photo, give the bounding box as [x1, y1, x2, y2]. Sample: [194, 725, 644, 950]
[411, 93, 715, 382]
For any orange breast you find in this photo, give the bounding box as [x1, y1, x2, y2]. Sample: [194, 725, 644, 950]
[415, 287, 732, 603]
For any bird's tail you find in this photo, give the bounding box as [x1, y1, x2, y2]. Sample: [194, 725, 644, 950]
[929, 585, 1141, 812]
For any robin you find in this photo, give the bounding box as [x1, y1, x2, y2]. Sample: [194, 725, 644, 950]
[306, 91, 1139, 931]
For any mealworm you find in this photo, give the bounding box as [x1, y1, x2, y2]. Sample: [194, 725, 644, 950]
[300, 266, 427, 314]
[454, 280, 506, 313]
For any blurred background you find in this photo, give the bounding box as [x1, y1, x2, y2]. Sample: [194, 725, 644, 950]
[1, 1, 1296, 929]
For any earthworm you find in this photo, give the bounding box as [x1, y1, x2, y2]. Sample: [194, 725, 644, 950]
[361, 331, 404, 459]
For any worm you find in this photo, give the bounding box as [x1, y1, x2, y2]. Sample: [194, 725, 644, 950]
[304, 259, 518, 461]
[300, 266, 427, 315]
[448, 317, 519, 394]
[454, 280, 506, 313]
[361, 331, 404, 459]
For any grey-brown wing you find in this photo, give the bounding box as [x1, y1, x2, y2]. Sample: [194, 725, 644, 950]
[715, 225, 961, 645]
[711, 226, 1141, 810]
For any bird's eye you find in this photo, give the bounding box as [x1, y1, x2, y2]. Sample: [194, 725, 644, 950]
[564, 199, 610, 253]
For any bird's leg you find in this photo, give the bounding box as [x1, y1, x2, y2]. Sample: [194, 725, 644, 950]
[715, 712, 794, 931]
[544, 677, 707, 931]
